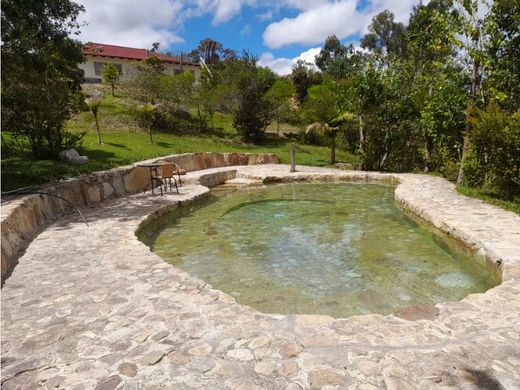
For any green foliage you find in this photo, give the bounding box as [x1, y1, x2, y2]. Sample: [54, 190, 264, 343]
[265, 78, 297, 134]
[484, 0, 520, 111]
[85, 94, 103, 144]
[290, 60, 323, 104]
[136, 104, 156, 143]
[230, 53, 277, 143]
[102, 63, 121, 97]
[464, 103, 520, 199]
[1, 0, 86, 159]
[360, 10, 407, 60]
[302, 79, 355, 163]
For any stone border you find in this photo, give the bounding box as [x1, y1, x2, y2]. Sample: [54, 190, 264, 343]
[0, 153, 279, 281]
[1, 164, 519, 389]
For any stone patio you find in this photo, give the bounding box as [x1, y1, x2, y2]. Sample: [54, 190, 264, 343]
[1, 165, 520, 389]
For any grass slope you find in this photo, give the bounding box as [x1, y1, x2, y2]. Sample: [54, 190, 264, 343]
[2, 93, 356, 191]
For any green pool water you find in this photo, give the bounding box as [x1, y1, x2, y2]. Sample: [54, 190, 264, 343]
[141, 183, 500, 317]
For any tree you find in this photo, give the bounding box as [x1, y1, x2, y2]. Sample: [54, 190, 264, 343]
[302, 79, 354, 164]
[102, 63, 120, 96]
[231, 53, 277, 143]
[315, 36, 348, 72]
[454, 0, 488, 185]
[188, 38, 236, 65]
[85, 93, 103, 144]
[265, 78, 295, 136]
[290, 60, 322, 104]
[484, 0, 520, 111]
[1, 0, 86, 159]
[136, 104, 156, 143]
[361, 10, 407, 61]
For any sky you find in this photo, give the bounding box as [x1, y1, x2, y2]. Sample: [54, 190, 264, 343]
[76, 0, 425, 75]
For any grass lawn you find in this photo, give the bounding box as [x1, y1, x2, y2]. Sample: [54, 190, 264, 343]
[2, 91, 357, 191]
[3, 90, 518, 216]
[457, 186, 520, 215]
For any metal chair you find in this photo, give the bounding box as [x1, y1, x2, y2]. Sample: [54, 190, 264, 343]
[152, 163, 179, 195]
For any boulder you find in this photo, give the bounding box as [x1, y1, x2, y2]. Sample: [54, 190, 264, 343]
[59, 149, 89, 165]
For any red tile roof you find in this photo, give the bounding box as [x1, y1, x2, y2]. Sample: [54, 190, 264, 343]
[82, 42, 198, 65]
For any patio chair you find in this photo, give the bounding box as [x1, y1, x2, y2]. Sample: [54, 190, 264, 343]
[152, 163, 179, 195]
[172, 162, 187, 186]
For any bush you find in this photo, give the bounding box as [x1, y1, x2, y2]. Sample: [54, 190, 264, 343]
[465, 103, 520, 198]
[1, 0, 86, 159]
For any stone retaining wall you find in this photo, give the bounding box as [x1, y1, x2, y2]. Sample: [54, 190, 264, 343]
[0, 152, 279, 281]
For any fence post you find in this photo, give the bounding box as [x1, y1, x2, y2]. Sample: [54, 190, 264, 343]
[290, 146, 296, 172]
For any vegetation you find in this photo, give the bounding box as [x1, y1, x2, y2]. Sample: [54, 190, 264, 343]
[102, 63, 121, 96]
[1, 92, 357, 191]
[1, 0, 86, 159]
[1, 2, 518, 213]
[295, 0, 519, 203]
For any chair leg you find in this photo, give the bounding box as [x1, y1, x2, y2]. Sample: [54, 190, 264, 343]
[172, 177, 179, 194]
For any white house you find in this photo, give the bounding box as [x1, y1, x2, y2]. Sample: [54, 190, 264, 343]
[79, 42, 201, 83]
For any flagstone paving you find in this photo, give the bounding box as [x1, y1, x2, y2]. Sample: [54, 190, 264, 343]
[2, 165, 520, 389]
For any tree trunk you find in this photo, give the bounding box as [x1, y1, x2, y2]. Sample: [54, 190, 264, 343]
[457, 59, 479, 185]
[94, 115, 102, 145]
[111, 84, 115, 97]
[358, 114, 365, 152]
[330, 133, 336, 164]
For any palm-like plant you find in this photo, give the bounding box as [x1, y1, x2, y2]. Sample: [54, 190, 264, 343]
[303, 80, 354, 164]
[85, 92, 103, 145]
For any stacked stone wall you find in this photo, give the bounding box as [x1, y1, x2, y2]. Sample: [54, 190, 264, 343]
[1, 152, 279, 280]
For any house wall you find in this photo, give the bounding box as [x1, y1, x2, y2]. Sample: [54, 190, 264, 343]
[79, 56, 201, 83]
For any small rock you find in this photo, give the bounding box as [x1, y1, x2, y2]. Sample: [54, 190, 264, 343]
[248, 335, 270, 349]
[151, 330, 169, 341]
[394, 304, 440, 321]
[227, 348, 254, 361]
[191, 357, 216, 373]
[139, 351, 164, 365]
[168, 351, 189, 365]
[383, 376, 414, 390]
[118, 362, 137, 377]
[94, 376, 121, 390]
[279, 341, 300, 358]
[59, 149, 89, 165]
[254, 361, 276, 376]
[456, 369, 478, 385]
[136, 328, 154, 343]
[55, 308, 71, 318]
[308, 369, 347, 389]
[188, 342, 212, 357]
[279, 360, 298, 377]
[358, 360, 381, 376]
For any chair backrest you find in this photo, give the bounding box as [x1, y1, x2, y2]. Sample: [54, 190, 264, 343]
[160, 163, 175, 177]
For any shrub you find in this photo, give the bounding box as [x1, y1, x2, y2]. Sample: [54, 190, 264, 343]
[465, 103, 520, 198]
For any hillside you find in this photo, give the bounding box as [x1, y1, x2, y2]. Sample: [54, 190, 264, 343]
[2, 89, 357, 191]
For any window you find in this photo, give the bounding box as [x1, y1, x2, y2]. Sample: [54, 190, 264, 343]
[94, 62, 123, 76]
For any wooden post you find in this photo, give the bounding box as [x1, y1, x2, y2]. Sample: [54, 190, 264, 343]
[290, 146, 296, 172]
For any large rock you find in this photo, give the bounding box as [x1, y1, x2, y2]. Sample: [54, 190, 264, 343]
[59, 149, 89, 165]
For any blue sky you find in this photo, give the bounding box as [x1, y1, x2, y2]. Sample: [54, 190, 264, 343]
[77, 0, 422, 74]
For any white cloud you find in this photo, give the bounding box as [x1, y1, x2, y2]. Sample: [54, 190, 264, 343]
[262, 0, 422, 49]
[258, 47, 321, 75]
[77, 0, 184, 48]
[263, 1, 368, 48]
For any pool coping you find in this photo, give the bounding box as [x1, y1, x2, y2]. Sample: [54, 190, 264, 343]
[1, 164, 519, 389]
